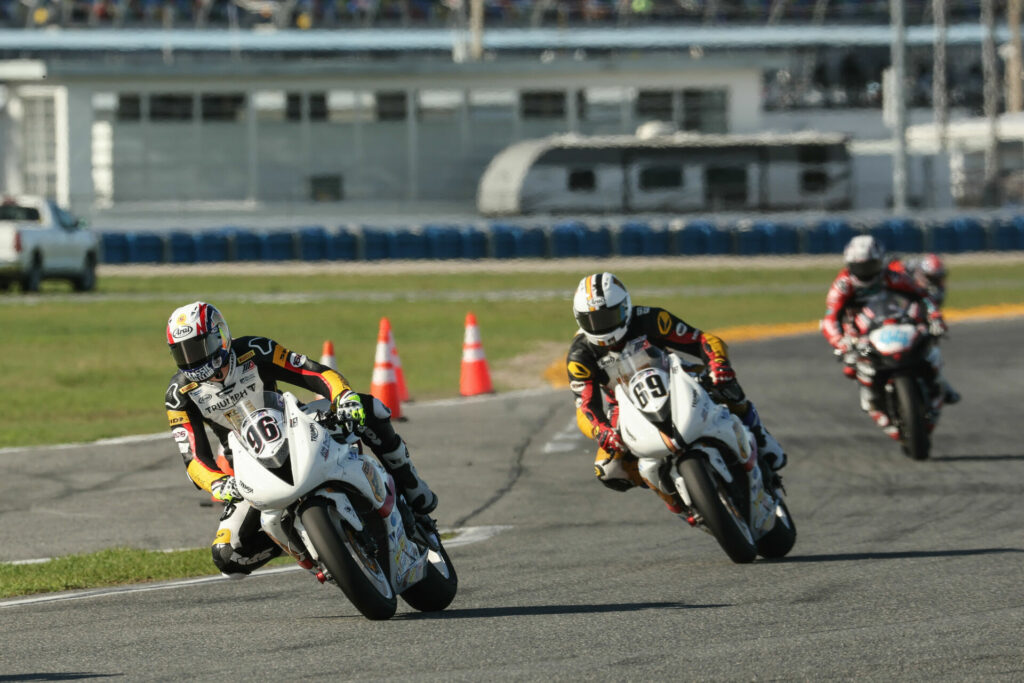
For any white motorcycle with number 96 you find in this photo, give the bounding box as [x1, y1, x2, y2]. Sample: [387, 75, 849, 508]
[609, 338, 796, 563]
[224, 390, 457, 620]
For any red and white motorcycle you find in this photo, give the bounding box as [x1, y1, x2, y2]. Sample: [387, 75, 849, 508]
[608, 338, 796, 563]
[224, 391, 457, 620]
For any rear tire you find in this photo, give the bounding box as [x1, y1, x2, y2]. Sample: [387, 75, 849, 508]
[755, 496, 797, 559]
[299, 497, 397, 621]
[678, 456, 757, 564]
[399, 535, 458, 612]
[894, 375, 929, 460]
[21, 256, 42, 293]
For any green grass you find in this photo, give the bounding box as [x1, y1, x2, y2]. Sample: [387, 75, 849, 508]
[2, 262, 1022, 449]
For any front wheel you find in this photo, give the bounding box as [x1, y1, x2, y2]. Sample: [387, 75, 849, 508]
[299, 497, 397, 621]
[677, 456, 757, 564]
[893, 374, 929, 460]
[399, 529, 458, 612]
[755, 496, 797, 559]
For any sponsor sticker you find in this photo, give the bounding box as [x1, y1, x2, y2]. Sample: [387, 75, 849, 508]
[167, 410, 188, 426]
[213, 528, 231, 544]
[171, 325, 193, 339]
[171, 427, 189, 442]
[567, 361, 591, 379]
[178, 382, 198, 394]
[236, 350, 255, 364]
[288, 352, 307, 369]
[657, 311, 672, 335]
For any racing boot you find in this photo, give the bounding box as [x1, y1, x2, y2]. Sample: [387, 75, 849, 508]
[860, 385, 899, 439]
[377, 439, 438, 515]
[940, 375, 961, 405]
[741, 401, 787, 472]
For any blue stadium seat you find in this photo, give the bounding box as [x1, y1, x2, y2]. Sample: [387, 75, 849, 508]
[127, 232, 165, 263]
[99, 233, 129, 264]
[167, 231, 198, 263]
[424, 225, 462, 259]
[195, 231, 229, 263]
[388, 229, 428, 260]
[329, 228, 358, 260]
[260, 231, 296, 261]
[298, 226, 329, 261]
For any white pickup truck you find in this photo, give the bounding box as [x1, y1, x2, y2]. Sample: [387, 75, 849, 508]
[0, 195, 99, 293]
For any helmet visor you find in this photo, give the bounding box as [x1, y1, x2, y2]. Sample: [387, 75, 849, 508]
[170, 332, 223, 370]
[849, 258, 881, 283]
[577, 303, 628, 336]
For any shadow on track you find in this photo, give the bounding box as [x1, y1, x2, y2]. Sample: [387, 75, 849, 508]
[0, 675, 122, 681]
[929, 453, 1024, 462]
[777, 547, 1023, 564]
[392, 601, 728, 620]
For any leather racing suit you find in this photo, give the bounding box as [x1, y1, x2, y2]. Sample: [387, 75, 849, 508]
[164, 335, 420, 577]
[565, 305, 785, 514]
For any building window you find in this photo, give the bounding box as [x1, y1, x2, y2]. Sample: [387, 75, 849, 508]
[521, 90, 566, 119]
[801, 170, 829, 193]
[635, 90, 673, 121]
[328, 91, 374, 123]
[376, 91, 408, 121]
[683, 89, 727, 133]
[201, 94, 245, 122]
[116, 94, 141, 121]
[417, 89, 461, 121]
[568, 169, 596, 192]
[640, 166, 683, 190]
[149, 94, 193, 121]
[286, 93, 328, 121]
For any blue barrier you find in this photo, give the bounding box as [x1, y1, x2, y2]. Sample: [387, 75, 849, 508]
[127, 232, 164, 263]
[220, 228, 261, 261]
[461, 227, 488, 259]
[551, 220, 587, 258]
[298, 226, 329, 261]
[362, 229, 390, 260]
[677, 221, 730, 255]
[871, 218, 924, 253]
[195, 231, 229, 262]
[992, 217, 1024, 250]
[329, 228, 358, 260]
[618, 221, 669, 256]
[389, 229, 428, 259]
[948, 217, 986, 252]
[747, 222, 798, 254]
[424, 225, 462, 259]
[582, 224, 613, 257]
[805, 219, 856, 254]
[261, 231, 296, 261]
[167, 231, 197, 263]
[735, 225, 765, 255]
[100, 232, 129, 264]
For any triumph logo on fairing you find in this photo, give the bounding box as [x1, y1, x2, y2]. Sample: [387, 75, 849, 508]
[204, 389, 251, 413]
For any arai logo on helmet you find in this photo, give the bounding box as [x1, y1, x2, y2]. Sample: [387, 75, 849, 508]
[171, 325, 194, 339]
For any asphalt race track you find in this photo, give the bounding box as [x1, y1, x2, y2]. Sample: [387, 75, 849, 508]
[1, 319, 1022, 680]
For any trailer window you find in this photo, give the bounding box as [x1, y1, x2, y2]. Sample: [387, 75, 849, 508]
[640, 166, 683, 190]
[0, 205, 40, 221]
[802, 170, 829, 193]
[568, 169, 596, 192]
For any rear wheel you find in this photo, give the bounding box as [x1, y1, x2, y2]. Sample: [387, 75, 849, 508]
[21, 255, 42, 293]
[299, 497, 397, 620]
[755, 496, 797, 559]
[678, 456, 757, 564]
[399, 530, 458, 612]
[894, 374, 929, 460]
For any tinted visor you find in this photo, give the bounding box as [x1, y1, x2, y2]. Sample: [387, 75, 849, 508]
[170, 333, 222, 370]
[849, 258, 881, 282]
[577, 303, 627, 335]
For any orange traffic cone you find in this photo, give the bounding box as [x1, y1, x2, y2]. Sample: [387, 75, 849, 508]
[460, 312, 494, 396]
[384, 318, 411, 402]
[370, 318, 403, 419]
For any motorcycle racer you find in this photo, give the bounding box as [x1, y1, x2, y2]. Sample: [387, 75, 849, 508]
[163, 301, 437, 579]
[822, 236, 957, 438]
[887, 252, 947, 307]
[566, 272, 787, 517]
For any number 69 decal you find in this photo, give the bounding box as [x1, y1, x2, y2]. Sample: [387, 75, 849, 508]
[631, 370, 667, 409]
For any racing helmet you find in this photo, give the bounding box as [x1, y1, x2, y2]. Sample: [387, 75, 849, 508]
[166, 301, 232, 382]
[918, 253, 947, 290]
[843, 235, 885, 288]
[573, 272, 632, 347]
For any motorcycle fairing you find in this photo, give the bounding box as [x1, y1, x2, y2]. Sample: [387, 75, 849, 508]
[868, 323, 920, 356]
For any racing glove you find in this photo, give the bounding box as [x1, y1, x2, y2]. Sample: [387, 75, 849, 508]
[709, 362, 745, 403]
[210, 476, 242, 503]
[332, 391, 366, 427]
[597, 426, 623, 454]
[928, 313, 947, 338]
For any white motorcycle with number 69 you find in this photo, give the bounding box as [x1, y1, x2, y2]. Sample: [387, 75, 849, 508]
[609, 338, 796, 563]
[225, 391, 457, 620]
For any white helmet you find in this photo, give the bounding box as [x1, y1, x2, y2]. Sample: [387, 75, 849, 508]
[843, 235, 884, 288]
[573, 272, 632, 346]
[166, 301, 232, 382]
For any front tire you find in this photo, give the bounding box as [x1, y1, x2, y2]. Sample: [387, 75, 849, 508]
[399, 533, 458, 612]
[678, 456, 757, 564]
[299, 497, 397, 621]
[755, 496, 797, 559]
[73, 253, 97, 292]
[21, 255, 42, 293]
[893, 374, 929, 460]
